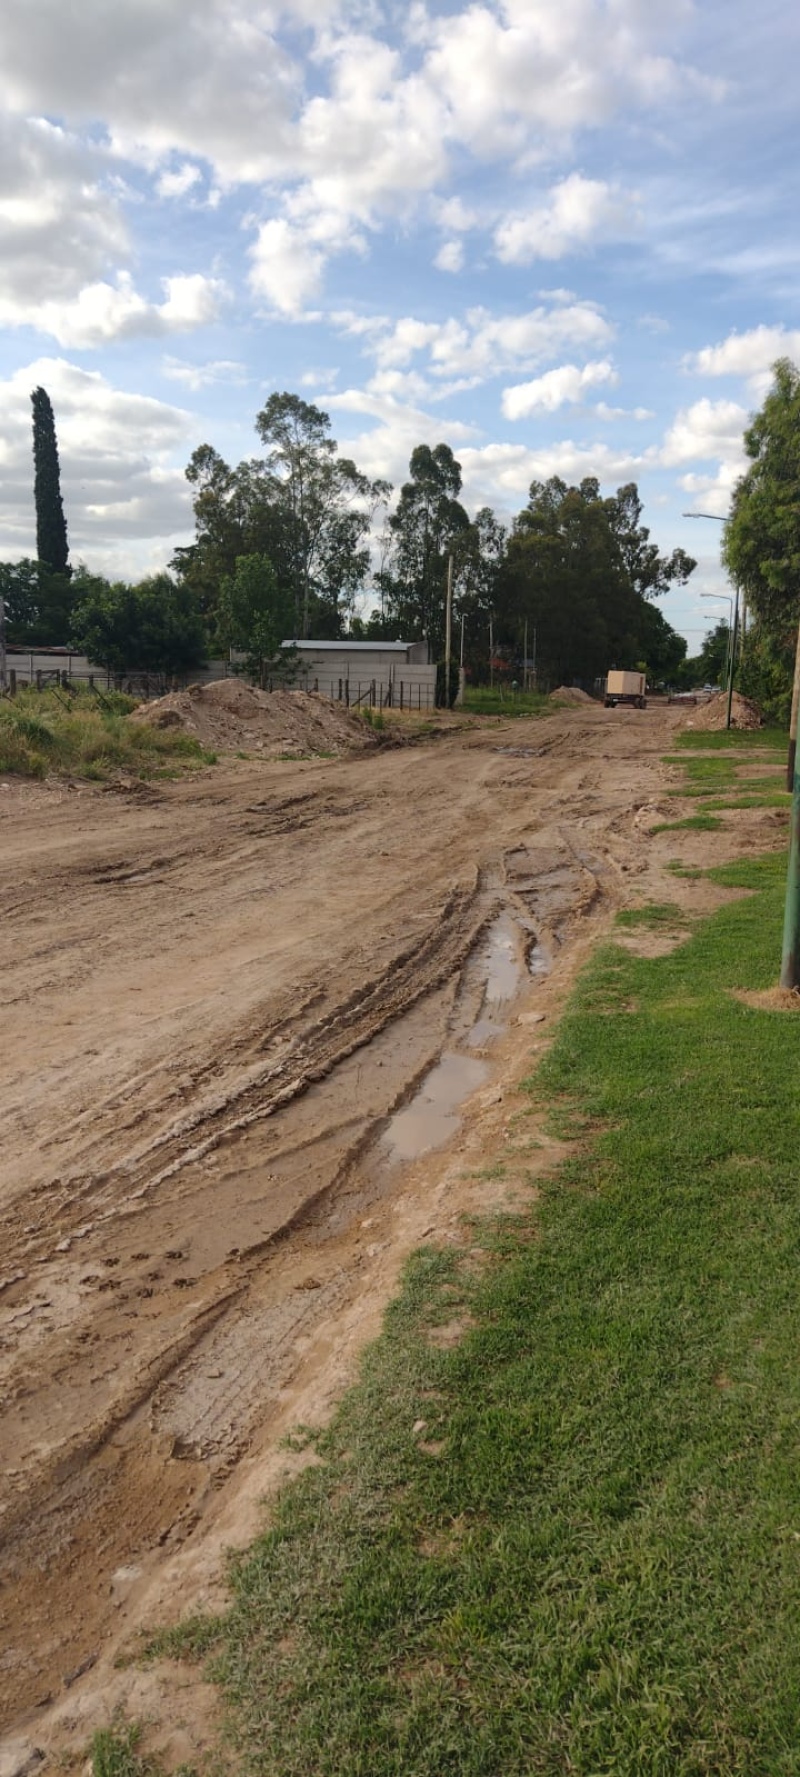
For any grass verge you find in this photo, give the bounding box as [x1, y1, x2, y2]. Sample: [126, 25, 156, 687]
[135, 848, 800, 1776]
[461, 688, 550, 716]
[0, 686, 216, 780]
[664, 731, 790, 816]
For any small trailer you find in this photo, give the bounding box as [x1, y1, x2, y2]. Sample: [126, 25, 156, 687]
[605, 670, 647, 709]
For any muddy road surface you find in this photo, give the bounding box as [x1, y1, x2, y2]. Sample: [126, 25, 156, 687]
[1, 700, 731, 1736]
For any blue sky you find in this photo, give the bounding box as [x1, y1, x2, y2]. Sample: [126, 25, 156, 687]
[0, 0, 798, 650]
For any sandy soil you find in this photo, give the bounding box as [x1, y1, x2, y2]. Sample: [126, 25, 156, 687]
[0, 699, 788, 1771]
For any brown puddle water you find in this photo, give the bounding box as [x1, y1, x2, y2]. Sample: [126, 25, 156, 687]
[380, 1051, 490, 1164]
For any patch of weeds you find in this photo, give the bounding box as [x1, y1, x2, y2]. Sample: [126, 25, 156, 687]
[90, 1722, 156, 1777]
[142, 1613, 226, 1664]
[673, 728, 784, 752]
[666, 861, 705, 880]
[652, 811, 723, 833]
[615, 901, 688, 929]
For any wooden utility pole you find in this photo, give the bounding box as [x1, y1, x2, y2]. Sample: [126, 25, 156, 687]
[0, 592, 7, 694]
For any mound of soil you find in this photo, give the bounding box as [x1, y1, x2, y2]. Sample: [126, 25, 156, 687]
[684, 691, 762, 731]
[550, 685, 594, 705]
[132, 679, 378, 755]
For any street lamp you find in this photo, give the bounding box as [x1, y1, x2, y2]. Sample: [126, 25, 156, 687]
[683, 513, 739, 731]
[700, 592, 733, 698]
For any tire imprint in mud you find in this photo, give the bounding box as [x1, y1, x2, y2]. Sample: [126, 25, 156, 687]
[1, 709, 690, 1730]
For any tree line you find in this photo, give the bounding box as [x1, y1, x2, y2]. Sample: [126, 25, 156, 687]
[3, 388, 704, 690]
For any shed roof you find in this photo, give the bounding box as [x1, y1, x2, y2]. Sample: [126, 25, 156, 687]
[281, 639, 413, 653]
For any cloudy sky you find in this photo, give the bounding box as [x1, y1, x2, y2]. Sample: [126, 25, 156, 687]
[1, 0, 797, 647]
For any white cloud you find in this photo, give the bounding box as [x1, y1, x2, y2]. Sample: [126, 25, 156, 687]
[502, 359, 617, 418]
[0, 114, 128, 308]
[357, 300, 614, 385]
[0, 0, 716, 313]
[457, 437, 650, 513]
[434, 239, 465, 273]
[162, 356, 248, 390]
[660, 397, 748, 467]
[494, 174, 638, 264]
[688, 325, 800, 390]
[157, 162, 202, 199]
[0, 270, 227, 347]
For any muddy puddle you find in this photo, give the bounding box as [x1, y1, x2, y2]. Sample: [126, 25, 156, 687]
[379, 909, 548, 1169]
[380, 1051, 490, 1163]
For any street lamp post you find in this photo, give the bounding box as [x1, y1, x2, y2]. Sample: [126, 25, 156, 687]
[683, 513, 739, 732]
[700, 592, 733, 701]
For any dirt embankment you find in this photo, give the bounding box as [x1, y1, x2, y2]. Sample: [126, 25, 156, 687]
[683, 689, 763, 730]
[132, 679, 381, 755]
[0, 699, 787, 1766]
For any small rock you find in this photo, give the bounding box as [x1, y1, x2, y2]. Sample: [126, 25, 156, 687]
[412, 1419, 427, 1436]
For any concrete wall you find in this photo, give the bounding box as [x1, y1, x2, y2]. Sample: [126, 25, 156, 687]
[4, 649, 438, 708]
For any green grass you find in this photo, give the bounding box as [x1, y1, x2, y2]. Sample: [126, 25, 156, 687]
[673, 728, 785, 752]
[144, 849, 800, 1776]
[664, 734, 791, 815]
[652, 811, 723, 833]
[0, 686, 215, 780]
[461, 687, 550, 716]
[615, 901, 688, 929]
[91, 1723, 155, 1777]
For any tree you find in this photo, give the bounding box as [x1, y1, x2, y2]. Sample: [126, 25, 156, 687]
[71, 573, 207, 678]
[217, 554, 295, 682]
[724, 358, 800, 631]
[380, 444, 471, 653]
[496, 477, 690, 688]
[31, 387, 70, 578]
[176, 398, 389, 641]
[255, 393, 390, 637]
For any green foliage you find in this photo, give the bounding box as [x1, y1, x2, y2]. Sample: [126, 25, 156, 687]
[179, 395, 390, 641]
[71, 572, 207, 677]
[379, 444, 472, 658]
[90, 1722, 151, 1777]
[0, 686, 214, 780]
[497, 476, 691, 687]
[31, 385, 70, 580]
[724, 357, 800, 633]
[217, 552, 296, 681]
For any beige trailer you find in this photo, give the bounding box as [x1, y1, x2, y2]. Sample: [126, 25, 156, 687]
[605, 670, 647, 709]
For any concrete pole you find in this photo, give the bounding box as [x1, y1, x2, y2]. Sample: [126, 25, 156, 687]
[780, 732, 800, 988]
[725, 585, 740, 732]
[444, 553, 453, 705]
[786, 613, 800, 791]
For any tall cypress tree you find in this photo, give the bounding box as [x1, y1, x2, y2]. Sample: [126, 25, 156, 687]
[31, 386, 71, 577]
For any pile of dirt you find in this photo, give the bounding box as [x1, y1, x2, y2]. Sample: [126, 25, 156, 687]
[132, 680, 378, 755]
[684, 690, 763, 731]
[550, 685, 594, 705]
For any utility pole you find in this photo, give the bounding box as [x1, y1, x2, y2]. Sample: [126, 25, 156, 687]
[444, 553, 453, 708]
[523, 618, 528, 692]
[725, 584, 740, 735]
[489, 613, 494, 689]
[0, 591, 6, 694]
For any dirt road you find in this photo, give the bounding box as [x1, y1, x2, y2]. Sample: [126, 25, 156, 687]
[0, 700, 777, 1752]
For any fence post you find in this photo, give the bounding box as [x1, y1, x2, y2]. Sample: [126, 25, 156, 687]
[9, 669, 16, 695]
[36, 669, 42, 691]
